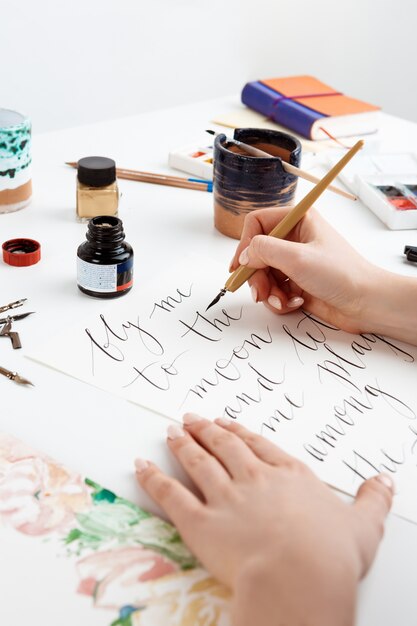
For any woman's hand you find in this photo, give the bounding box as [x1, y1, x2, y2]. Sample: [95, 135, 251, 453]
[135, 413, 393, 626]
[230, 207, 417, 346]
[230, 207, 377, 333]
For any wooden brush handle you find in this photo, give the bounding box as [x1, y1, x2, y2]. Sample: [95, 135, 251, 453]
[227, 140, 356, 201]
[119, 172, 208, 190]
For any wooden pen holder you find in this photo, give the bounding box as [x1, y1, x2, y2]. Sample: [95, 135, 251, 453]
[213, 128, 302, 239]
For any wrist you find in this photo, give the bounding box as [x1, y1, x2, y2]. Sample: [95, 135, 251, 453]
[358, 266, 417, 345]
[232, 552, 358, 626]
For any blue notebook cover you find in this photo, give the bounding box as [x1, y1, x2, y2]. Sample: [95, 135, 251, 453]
[241, 80, 327, 139]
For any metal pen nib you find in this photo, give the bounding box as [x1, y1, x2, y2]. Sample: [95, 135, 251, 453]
[0, 312, 35, 325]
[206, 288, 227, 311]
[0, 299, 27, 314]
[0, 365, 34, 386]
[13, 373, 34, 386]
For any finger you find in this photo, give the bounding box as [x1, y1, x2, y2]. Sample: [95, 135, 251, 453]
[249, 269, 291, 303]
[135, 459, 204, 531]
[286, 278, 303, 297]
[250, 268, 304, 313]
[165, 424, 231, 501]
[239, 234, 307, 286]
[264, 283, 304, 315]
[353, 474, 394, 575]
[248, 269, 271, 303]
[183, 413, 262, 481]
[354, 474, 394, 522]
[230, 207, 295, 271]
[214, 417, 295, 467]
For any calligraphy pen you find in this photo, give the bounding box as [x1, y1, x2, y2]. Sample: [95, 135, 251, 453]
[205, 130, 357, 202]
[206, 139, 364, 311]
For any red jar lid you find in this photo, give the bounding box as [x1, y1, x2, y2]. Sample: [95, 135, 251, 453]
[2, 238, 41, 266]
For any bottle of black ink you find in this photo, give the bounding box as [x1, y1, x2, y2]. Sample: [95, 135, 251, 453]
[77, 216, 133, 298]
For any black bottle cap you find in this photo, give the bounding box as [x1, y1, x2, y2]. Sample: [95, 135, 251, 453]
[405, 246, 417, 263]
[77, 156, 116, 187]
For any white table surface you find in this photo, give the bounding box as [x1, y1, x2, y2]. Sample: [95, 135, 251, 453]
[1, 96, 417, 625]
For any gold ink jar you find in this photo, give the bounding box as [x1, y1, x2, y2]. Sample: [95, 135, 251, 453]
[76, 156, 119, 222]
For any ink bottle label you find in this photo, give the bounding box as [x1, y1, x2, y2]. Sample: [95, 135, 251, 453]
[77, 257, 133, 294]
[77, 216, 134, 299]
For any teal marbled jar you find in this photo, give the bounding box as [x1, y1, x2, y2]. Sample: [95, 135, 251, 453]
[0, 109, 32, 213]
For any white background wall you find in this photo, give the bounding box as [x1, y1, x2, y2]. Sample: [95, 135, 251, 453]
[1, 0, 417, 133]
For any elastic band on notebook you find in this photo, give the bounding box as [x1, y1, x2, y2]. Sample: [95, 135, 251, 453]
[316, 126, 353, 148]
[271, 91, 343, 104]
[265, 90, 354, 148]
[268, 91, 344, 119]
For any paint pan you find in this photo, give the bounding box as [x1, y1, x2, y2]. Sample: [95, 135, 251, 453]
[375, 185, 417, 210]
[169, 143, 214, 180]
[404, 184, 417, 198]
[325, 151, 417, 195]
[357, 175, 417, 229]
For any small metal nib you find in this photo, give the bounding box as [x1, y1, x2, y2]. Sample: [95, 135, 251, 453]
[0, 365, 34, 386]
[206, 288, 227, 311]
[14, 374, 34, 386]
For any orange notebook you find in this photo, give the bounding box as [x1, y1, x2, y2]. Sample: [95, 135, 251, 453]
[241, 75, 380, 140]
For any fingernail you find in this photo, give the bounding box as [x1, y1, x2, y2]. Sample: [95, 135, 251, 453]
[287, 296, 304, 309]
[229, 259, 235, 272]
[216, 417, 234, 427]
[268, 295, 282, 310]
[251, 286, 258, 303]
[376, 473, 395, 491]
[183, 412, 203, 425]
[167, 424, 185, 440]
[135, 458, 149, 473]
[239, 247, 249, 265]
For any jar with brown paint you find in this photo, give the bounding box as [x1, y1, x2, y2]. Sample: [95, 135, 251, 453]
[213, 128, 302, 239]
[76, 156, 119, 222]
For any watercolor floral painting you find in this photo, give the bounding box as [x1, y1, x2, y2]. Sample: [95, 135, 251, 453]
[0, 433, 231, 625]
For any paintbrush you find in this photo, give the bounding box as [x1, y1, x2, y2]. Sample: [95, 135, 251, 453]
[66, 162, 213, 193]
[206, 130, 356, 202]
[206, 140, 364, 311]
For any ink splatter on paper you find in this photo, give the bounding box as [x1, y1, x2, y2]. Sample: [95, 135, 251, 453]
[0, 433, 231, 625]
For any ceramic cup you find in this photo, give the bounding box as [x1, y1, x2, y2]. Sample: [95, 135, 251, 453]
[213, 128, 302, 239]
[0, 109, 32, 214]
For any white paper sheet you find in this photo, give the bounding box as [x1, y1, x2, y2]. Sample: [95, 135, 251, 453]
[30, 258, 417, 523]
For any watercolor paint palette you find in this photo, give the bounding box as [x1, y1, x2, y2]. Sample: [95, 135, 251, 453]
[357, 174, 417, 229]
[168, 143, 214, 180]
[325, 151, 417, 194]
